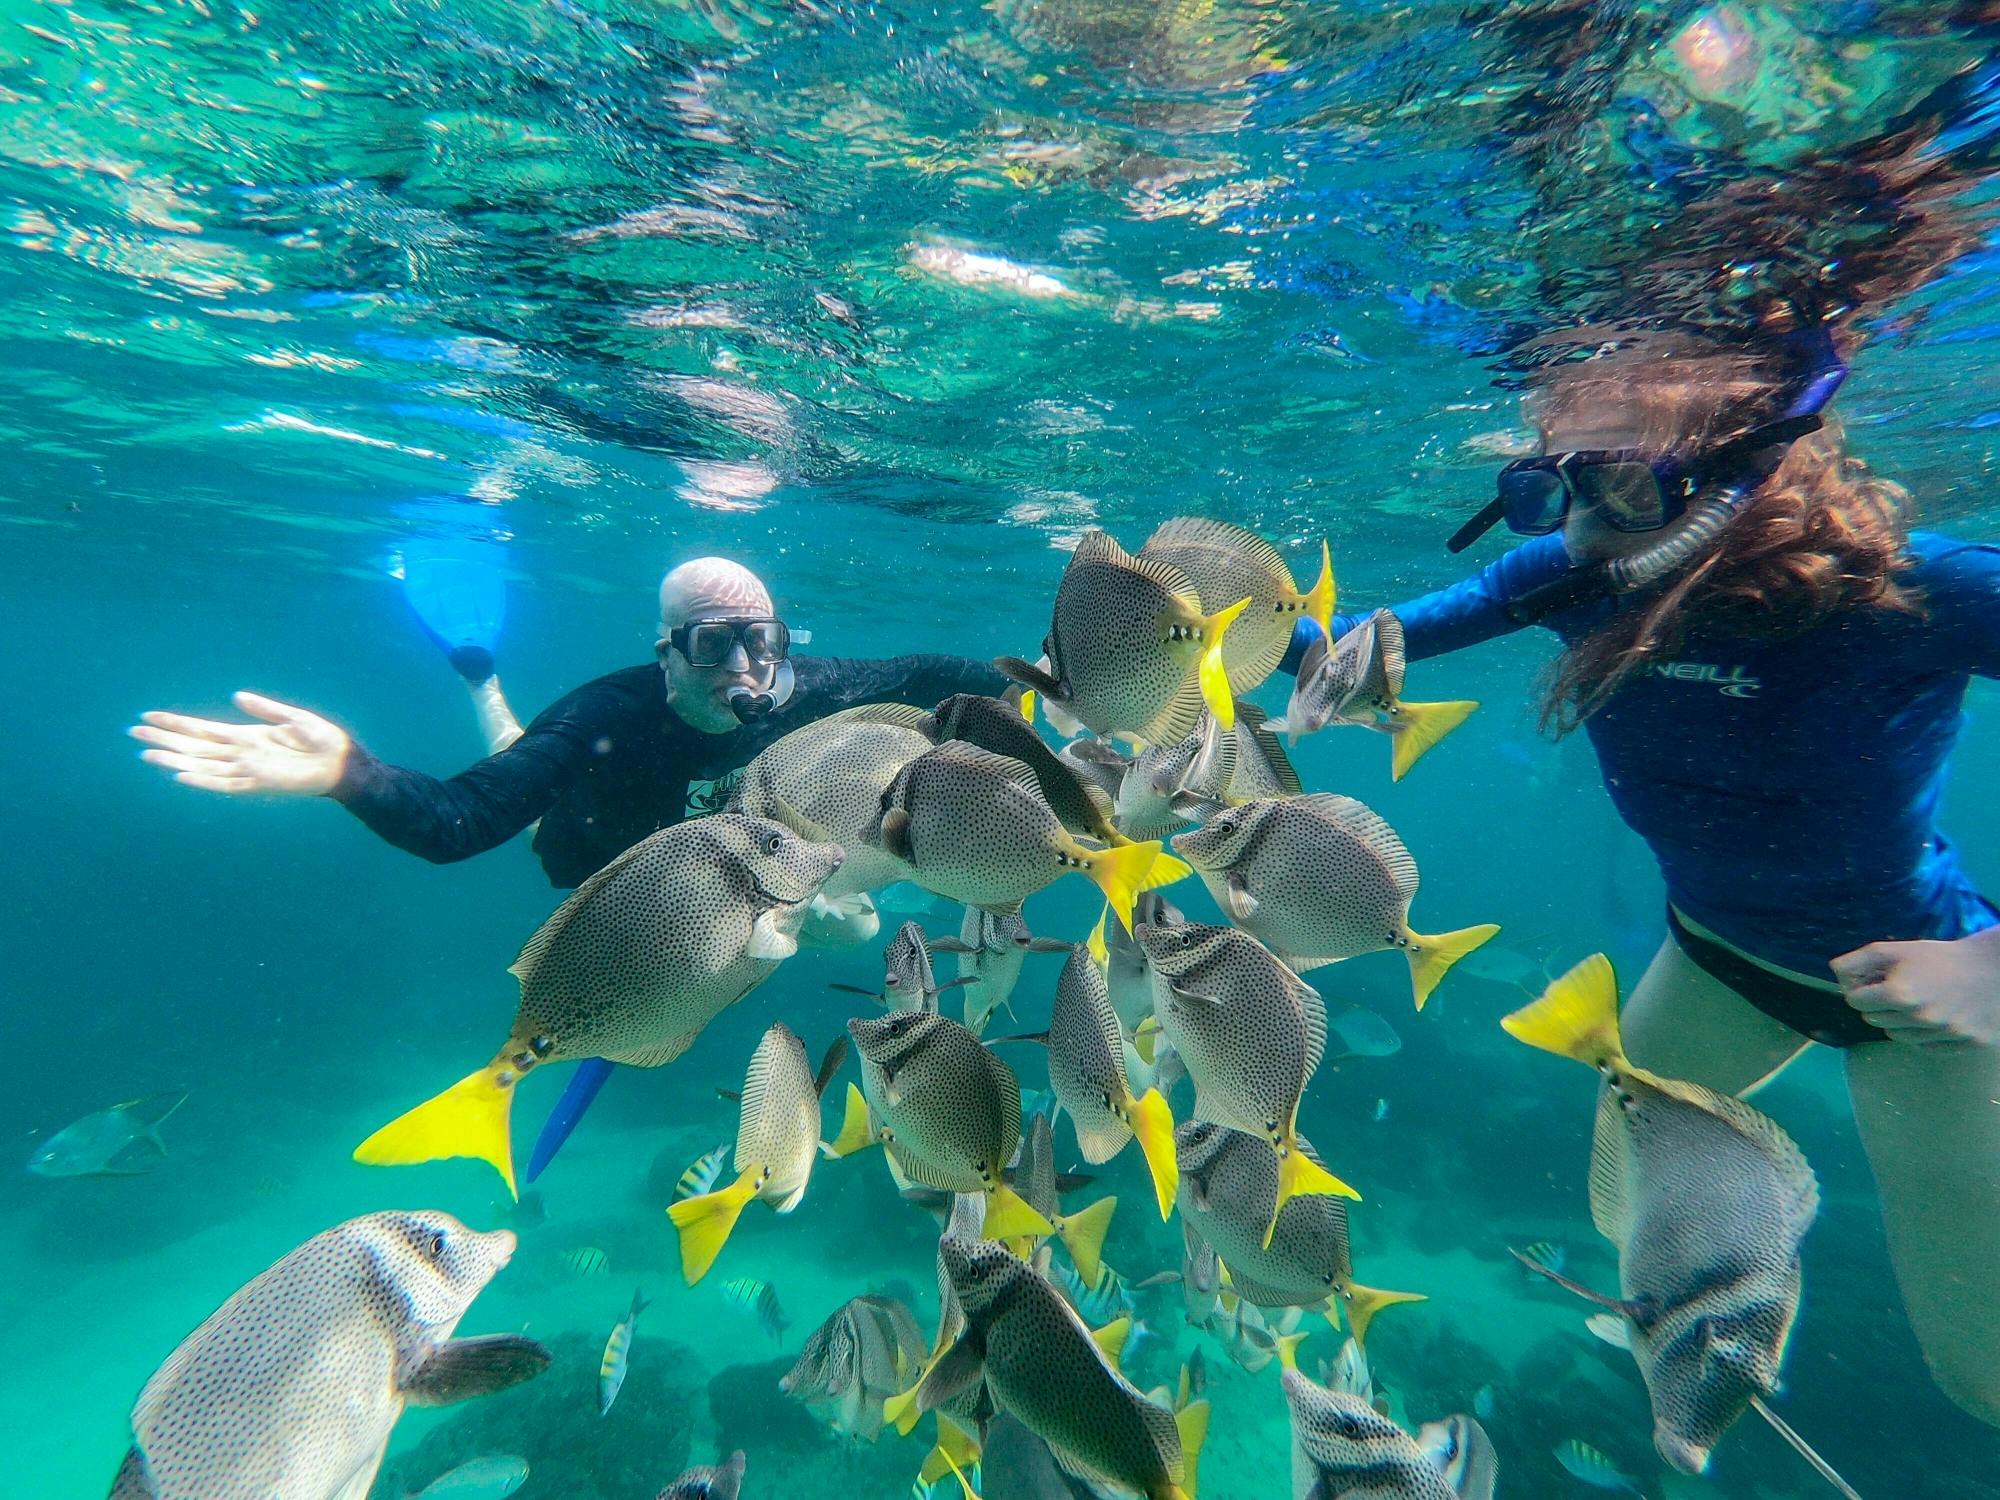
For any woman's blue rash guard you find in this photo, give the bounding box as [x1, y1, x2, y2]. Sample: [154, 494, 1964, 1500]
[1284, 531, 2000, 978]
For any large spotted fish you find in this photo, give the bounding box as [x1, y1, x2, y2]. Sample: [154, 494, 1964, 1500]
[1033, 925, 1179, 1220]
[920, 1233, 1207, 1500]
[879, 741, 1181, 933]
[1172, 795, 1497, 1011]
[110, 1212, 546, 1500]
[666, 1023, 846, 1283]
[1502, 955, 1856, 1494]
[1137, 517, 1334, 691]
[925, 691, 1127, 846]
[1281, 1337, 1496, 1500]
[933, 907, 1069, 1037]
[654, 1451, 745, 1500]
[833, 1010, 1053, 1243]
[1175, 1121, 1421, 1347]
[732, 703, 937, 897]
[1137, 921, 1358, 1244]
[1276, 609, 1476, 781]
[997, 528, 1251, 744]
[781, 1294, 927, 1442]
[355, 814, 844, 1195]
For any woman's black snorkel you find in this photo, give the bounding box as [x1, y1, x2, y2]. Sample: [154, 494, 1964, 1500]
[1458, 331, 1849, 626]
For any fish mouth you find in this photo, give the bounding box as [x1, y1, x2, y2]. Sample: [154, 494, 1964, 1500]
[490, 1229, 518, 1268]
[1654, 1427, 1712, 1476]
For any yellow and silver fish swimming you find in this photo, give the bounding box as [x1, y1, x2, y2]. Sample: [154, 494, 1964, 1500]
[1175, 1121, 1422, 1347]
[932, 907, 1070, 1037]
[924, 691, 1128, 847]
[878, 740, 1183, 933]
[668, 1023, 844, 1284]
[599, 1288, 651, 1416]
[1276, 608, 1477, 780]
[835, 1009, 1054, 1243]
[354, 814, 844, 1196]
[1137, 516, 1334, 691]
[1502, 955, 1835, 1483]
[781, 1293, 928, 1442]
[1035, 926, 1178, 1220]
[997, 527, 1250, 743]
[1009, 1110, 1120, 1283]
[675, 1143, 731, 1202]
[721, 1276, 789, 1343]
[731, 703, 937, 898]
[111, 1211, 546, 1500]
[918, 1232, 1206, 1500]
[1171, 794, 1498, 1010]
[1137, 920, 1358, 1245]
[1282, 1337, 1497, 1500]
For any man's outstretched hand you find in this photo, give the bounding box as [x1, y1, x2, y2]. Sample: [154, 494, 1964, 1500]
[130, 692, 351, 796]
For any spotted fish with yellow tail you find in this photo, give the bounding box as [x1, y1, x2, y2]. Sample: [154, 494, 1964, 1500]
[996, 527, 1251, 743]
[1277, 609, 1476, 780]
[781, 1293, 927, 1442]
[916, 1231, 1206, 1500]
[878, 741, 1185, 934]
[1172, 795, 1498, 1011]
[1175, 1121, 1422, 1348]
[839, 1010, 1054, 1245]
[1501, 955, 1854, 1494]
[1138, 517, 1335, 692]
[667, 1024, 846, 1284]
[1282, 1335, 1497, 1500]
[1137, 921, 1358, 1246]
[354, 814, 844, 1197]
[1007, 1111, 1120, 1284]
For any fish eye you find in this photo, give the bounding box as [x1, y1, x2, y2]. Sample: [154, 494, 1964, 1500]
[1215, 818, 1237, 836]
[764, 832, 784, 854]
[422, 1229, 447, 1261]
[1333, 1413, 1367, 1440]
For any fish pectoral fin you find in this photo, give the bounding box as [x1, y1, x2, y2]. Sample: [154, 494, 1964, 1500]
[994, 654, 1064, 699]
[880, 807, 915, 862]
[401, 1333, 552, 1406]
[1507, 1247, 1637, 1315]
[915, 1332, 987, 1415]
[103, 1135, 170, 1174]
[1223, 873, 1258, 922]
[747, 907, 801, 961]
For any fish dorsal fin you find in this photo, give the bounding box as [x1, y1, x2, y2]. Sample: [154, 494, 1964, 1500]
[1587, 1085, 1635, 1248]
[1295, 794, 1418, 902]
[1369, 609, 1407, 698]
[938, 741, 1045, 798]
[606, 1031, 703, 1069]
[1294, 973, 1329, 1079]
[814, 1035, 851, 1100]
[1079, 529, 1203, 612]
[738, 1024, 799, 1159]
[118, 1090, 191, 1130]
[821, 700, 941, 736]
[1640, 1071, 1821, 1237]
[1233, 702, 1304, 797]
[510, 832, 664, 984]
[1144, 515, 1293, 586]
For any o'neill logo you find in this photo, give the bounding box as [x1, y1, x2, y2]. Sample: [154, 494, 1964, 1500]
[1648, 662, 1762, 698]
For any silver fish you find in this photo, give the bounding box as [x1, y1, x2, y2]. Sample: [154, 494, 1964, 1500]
[832, 920, 972, 1014]
[408, 1455, 529, 1498]
[1503, 955, 1845, 1487]
[934, 906, 1069, 1037]
[655, 1451, 745, 1500]
[1106, 893, 1184, 1033]
[1283, 1338, 1496, 1500]
[1137, 516, 1334, 692]
[356, 813, 845, 1196]
[997, 527, 1249, 745]
[29, 1090, 187, 1177]
[1276, 609, 1476, 781]
[1116, 715, 1235, 838]
[112, 1211, 546, 1500]
[1172, 794, 1497, 1011]
[599, 1288, 651, 1415]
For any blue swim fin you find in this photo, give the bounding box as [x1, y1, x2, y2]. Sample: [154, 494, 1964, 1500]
[402, 543, 506, 681]
[525, 1057, 616, 1184]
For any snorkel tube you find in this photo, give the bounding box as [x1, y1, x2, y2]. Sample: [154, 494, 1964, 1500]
[1602, 343, 1847, 595]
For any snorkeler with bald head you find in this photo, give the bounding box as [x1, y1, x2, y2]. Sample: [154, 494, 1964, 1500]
[131, 554, 1007, 1176]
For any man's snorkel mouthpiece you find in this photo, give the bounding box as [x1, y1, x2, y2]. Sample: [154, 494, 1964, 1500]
[727, 686, 777, 722]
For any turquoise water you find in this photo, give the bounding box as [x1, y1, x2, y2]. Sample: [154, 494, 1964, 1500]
[7, 1, 2000, 1496]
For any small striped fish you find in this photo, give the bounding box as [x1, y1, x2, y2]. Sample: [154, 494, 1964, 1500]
[721, 1276, 788, 1342]
[563, 1246, 611, 1278]
[599, 1288, 651, 1415]
[676, 1143, 731, 1202]
[1518, 1239, 1566, 1276]
[1050, 1259, 1133, 1327]
[1554, 1439, 1638, 1494]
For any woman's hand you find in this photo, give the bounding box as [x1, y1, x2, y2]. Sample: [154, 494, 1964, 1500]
[129, 692, 351, 796]
[1832, 928, 2000, 1046]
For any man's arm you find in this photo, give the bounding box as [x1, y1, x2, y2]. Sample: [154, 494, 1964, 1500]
[808, 652, 1012, 711]
[328, 727, 585, 863]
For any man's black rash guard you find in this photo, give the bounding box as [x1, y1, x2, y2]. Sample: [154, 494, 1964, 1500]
[330, 653, 1007, 888]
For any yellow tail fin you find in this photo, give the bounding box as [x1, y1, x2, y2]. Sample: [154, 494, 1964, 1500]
[354, 1061, 517, 1198]
[666, 1166, 760, 1285]
[1339, 1282, 1427, 1349]
[1138, 849, 1193, 891]
[1125, 1086, 1178, 1220]
[1404, 922, 1501, 1011]
[1267, 1147, 1361, 1249]
[1087, 905, 1111, 968]
[1091, 1315, 1131, 1371]
[883, 1363, 928, 1437]
[1019, 689, 1037, 723]
[920, 1411, 983, 1489]
[1301, 541, 1336, 634]
[821, 1083, 878, 1159]
[1082, 839, 1165, 934]
[1501, 952, 1624, 1069]
[1387, 697, 1478, 781]
[1176, 1398, 1211, 1500]
[983, 1181, 1056, 1242]
[932, 1429, 983, 1500]
[1058, 1196, 1117, 1285]
[1275, 1330, 1308, 1373]
[1197, 597, 1253, 731]
[1132, 1016, 1161, 1067]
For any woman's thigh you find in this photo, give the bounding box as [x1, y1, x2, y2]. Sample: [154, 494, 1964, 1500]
[1847, 1038, 2000, 1426]
[1618, 938, 1810, 1096]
